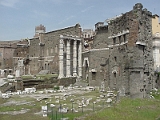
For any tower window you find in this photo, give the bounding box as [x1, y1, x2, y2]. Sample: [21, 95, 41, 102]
[92, 72, 96, 80]
[114, 56, 117, 62]
[119, 36, 121, 43]
[113, 38, 116, 45]
[123, 34, 126, 42]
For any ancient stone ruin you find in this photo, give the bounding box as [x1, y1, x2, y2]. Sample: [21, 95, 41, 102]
[82, 3, 156, 98]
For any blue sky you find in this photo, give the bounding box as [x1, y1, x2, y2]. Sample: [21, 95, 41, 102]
[0, 0, 160, 41]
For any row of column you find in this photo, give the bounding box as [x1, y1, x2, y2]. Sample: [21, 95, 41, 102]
[58, 36, 82, 78]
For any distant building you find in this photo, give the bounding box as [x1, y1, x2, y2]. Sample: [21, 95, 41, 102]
[82, 29, 95, 51]
[0, 40, 26, 77]
[152, 14, 160, 35]
[152, 14, 160, 72]
[34, 24, 46, 38]
[95, 22, 104, 31]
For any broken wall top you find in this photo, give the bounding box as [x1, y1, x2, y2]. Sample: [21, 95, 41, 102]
[107, 3, 152, 47]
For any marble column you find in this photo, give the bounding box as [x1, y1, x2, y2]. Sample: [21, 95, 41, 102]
[28, 65, 31, 75]
[66, 39, 71, 77]
[24, 66, 25, 75]
[73, 40, 77, 76]
[78, 41, 82, 77]
[58, 38, 64, 78]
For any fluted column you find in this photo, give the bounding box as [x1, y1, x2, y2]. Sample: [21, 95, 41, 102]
[58, 38, 64, 78]
[66, 40, 71, 77]
[73, 40, 77, 76]
[78, 41, 82, 77]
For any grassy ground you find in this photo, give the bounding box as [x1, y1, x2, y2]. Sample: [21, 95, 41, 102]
[0, 89, 105, 120]
[0, 96, 49, 120]
[0, 89, 160, 120]
[83, 92, 160, 120]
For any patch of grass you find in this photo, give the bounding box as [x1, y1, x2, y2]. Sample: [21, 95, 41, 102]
[36, 74, 58, 80]
[0, 98, 7, 104]
[0, 97, 36, 112]
[0, 113, 49, 120]
[21, 75, 33, 80]
[84, 97, 160, 120]
[151, 89, 160, 99]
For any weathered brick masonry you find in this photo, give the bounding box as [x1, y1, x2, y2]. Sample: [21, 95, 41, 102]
[82, 3, 155, 98]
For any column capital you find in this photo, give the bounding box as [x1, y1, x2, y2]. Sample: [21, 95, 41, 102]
[60, 38, 63, 42]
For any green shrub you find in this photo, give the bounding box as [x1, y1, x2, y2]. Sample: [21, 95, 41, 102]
[54, 86, 59, 90]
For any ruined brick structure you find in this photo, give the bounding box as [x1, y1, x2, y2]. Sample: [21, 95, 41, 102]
[13, 24, 82, 78]
[82, 3, 155, 98]
[0, 3, 158, 98]
[0, 40, 28, 77]
[0, 24, 82, 80]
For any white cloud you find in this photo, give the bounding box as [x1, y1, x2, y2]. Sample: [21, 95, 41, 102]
[0, 0, 19, 8]
[81, 6, 94, 13]
[58, 15, 75, 25]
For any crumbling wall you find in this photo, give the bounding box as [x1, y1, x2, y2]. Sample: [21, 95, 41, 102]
[28, 38, 40, 74]
[107, 3, 154, 98]
[0, 41, 18, 77]
[93, 26, 109, 49]
[83, 49, 109, 87]
[82, 3, 155, 98]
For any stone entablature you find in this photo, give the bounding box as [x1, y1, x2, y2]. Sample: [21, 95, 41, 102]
[108, 30, 129, 39]
[82, 48, 109, 53]
[60, 35, 81, 41]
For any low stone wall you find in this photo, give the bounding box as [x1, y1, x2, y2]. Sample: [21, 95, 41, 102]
[58, 77, 76, 87]
[8, 76, 77, 91]
[35, 84, 54, 89]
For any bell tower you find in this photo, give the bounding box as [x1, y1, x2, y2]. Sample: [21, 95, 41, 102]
[34, 24, 46, 38]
